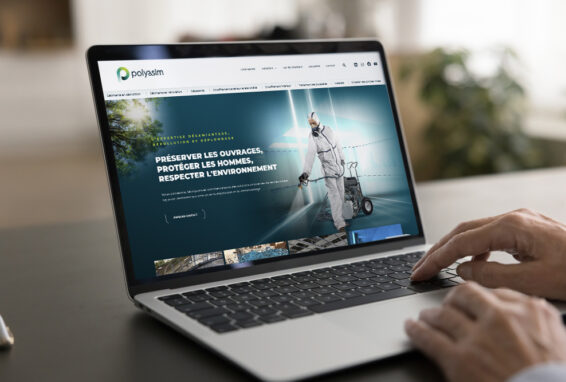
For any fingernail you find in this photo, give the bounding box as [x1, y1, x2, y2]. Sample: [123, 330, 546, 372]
[412, 255, 427, 270]
[457, 264, 470, 279]
[410, 267, 421, 280]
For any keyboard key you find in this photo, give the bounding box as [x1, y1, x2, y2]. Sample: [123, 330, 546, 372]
[236, 319, 263, 328]
[311, 270, 332, 279]
[182, 290, 205, 297]
[163, 297, 189, 306]
[370, 275, 394, 283]
[352, 279, 374, 287]
[290, 275, 314, 283]
[294, 282, 320, 290]
[186, 294, 211, 303]
[210, 298, 233, 306]
[254, 289, 280, 298]
[388, 272, 412, 280]
[333, 283, 356, 291]
[357, 286, 382, 295]
[231, 293, 258, 302]
[377, 283, 401, 291]
[281, 309, 313, 319]
[228, 311, 254, 321]
[231, 286, 255, 294]
[352, 272, 373, 279]
[393, 279, 412, 287]
[211, 323, 238, 333]
[250, 307, 278, 316]
[273, 303, 302, 313]
[349, 265, 367, 273]
[209, 290, 234, 298]
[272, 275, 292, 280]
[314, 294, 342, 304]
[225, 303, 249, 312]
[259, 315, 287, 324]
[250, 279, 273, 285]
[310, 288, 416, 313]
[274, 286, 299, 294]
[175, 301, 214, 313]
[293, 298, 321, 307]
[250, 282, 275, 290]
[388, 265, 412, 272]
[315, 278, 340, 286]
[206, 286, 228, 292]
[336, 290, 362, 299]
[199, 315, 230, 327]
[330, 269, 350, 276]
[311, 287, 336, 295]
[370, 269, 388, 276]
[290, 291, 316, 299]
[271, 279, 294, 287]
[248, 299, 271, 308]
[187, 307, 229, 319]
[334, 275, 357, 282]
[158, 294, 183, 301]
[270, 295, 294, 304]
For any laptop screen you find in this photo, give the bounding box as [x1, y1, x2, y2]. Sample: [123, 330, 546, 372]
[96, 47, 422, 284]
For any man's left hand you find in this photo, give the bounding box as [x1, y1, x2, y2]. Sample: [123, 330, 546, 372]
[405, 282, 566, 382]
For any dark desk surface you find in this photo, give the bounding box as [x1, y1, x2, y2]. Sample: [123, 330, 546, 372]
[1, 167, 565, 381]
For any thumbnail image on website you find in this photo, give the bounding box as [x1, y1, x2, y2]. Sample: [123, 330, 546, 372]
[106, 85, 419, 280]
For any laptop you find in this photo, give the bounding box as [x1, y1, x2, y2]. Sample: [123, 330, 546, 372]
[86, 40, 462, 381]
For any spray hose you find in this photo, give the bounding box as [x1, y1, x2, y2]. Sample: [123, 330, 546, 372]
[298, 163, 347, 188]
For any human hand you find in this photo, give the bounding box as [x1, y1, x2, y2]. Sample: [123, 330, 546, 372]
[405, 282, 566, 382]
[411, 209, 566, 300]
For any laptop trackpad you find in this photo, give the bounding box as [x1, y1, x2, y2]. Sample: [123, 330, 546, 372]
[323, 290, 448, 347]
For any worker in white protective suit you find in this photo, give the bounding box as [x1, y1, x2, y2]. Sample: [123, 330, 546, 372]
[299, 112, 347, 232]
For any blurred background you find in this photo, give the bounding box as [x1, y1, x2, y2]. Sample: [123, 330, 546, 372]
[1, 0, 565, 229]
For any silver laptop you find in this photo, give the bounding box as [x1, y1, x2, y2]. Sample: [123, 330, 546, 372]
[86, 39, 461, 381]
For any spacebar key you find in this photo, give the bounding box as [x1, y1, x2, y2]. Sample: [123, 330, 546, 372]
[310, 288, 416, 313]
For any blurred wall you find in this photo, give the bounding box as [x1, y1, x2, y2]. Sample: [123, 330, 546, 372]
[0, 0, 301, 157]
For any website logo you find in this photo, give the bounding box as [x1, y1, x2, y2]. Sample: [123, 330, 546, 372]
[117, 67, 130, 82]
[116, 66, 164, 82]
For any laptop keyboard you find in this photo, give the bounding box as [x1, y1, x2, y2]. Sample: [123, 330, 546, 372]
[157, 251, 463, 333]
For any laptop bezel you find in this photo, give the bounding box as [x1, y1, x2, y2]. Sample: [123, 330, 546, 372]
[86, 39, 425, 297]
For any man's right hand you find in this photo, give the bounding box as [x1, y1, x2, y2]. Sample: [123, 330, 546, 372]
[405, 282, 566, 382]
[299, 172, 309, 182]
[411, 209, 566, 300]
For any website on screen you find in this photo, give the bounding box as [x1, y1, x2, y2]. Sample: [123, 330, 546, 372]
[98, 52, 419, 281]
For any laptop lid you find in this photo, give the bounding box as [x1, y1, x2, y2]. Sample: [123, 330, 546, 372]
[86, 40, 425, 297]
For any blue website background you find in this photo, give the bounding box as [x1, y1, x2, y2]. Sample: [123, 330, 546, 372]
[109, 85, 420, 280]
